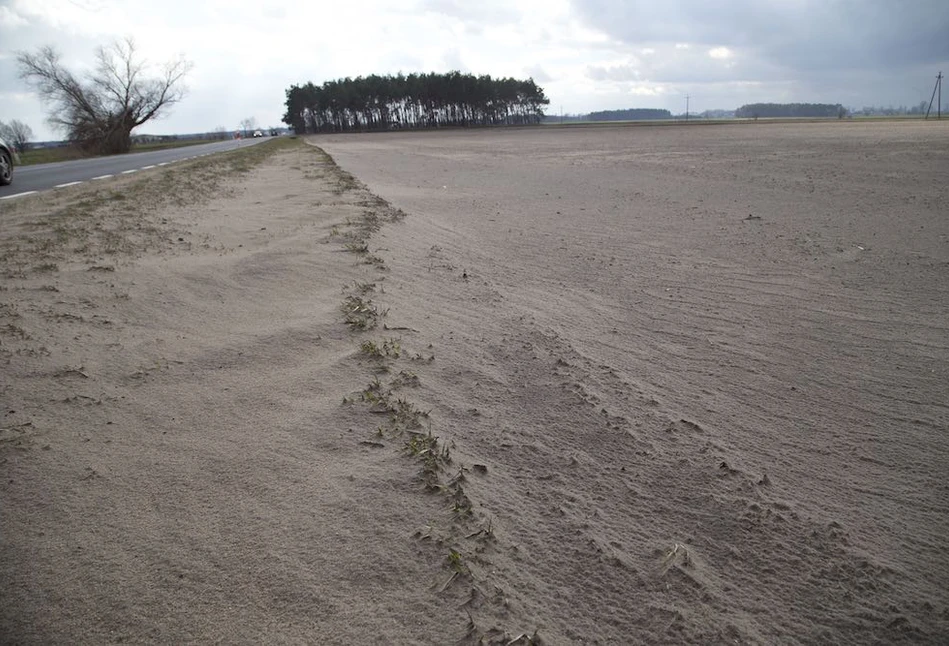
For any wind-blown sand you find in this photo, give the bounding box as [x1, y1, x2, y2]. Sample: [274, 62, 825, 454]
[2, 122, 948, 644]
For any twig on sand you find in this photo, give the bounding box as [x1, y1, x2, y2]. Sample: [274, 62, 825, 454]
[383, 323, 417, 332]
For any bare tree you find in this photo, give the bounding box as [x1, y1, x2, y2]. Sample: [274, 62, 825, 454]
[0, 120, 35, 153]
[239, 117, 257, 137]
[16, 38, 192, 155]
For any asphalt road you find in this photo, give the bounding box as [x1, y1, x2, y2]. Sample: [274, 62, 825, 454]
[0, 137, 269, 201]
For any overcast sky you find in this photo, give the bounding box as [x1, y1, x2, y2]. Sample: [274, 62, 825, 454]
[1, 0, 947, 140]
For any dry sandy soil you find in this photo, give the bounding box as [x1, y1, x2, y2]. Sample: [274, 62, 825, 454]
[2, 121, 948, 644]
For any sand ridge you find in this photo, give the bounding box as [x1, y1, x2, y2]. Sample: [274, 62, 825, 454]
[1, 142, 479, 643]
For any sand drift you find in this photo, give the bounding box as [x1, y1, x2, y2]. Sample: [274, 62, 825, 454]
[2, 122, 947, 644]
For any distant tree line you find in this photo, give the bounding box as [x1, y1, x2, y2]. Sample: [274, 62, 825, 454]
[853, 102, 947, 116]
[736, 103, 847, 119]
[697, 109, 736, 119]
[586, 108, 672, 121]
[543, 108, 673, 123]
[283, 72, 549, 133]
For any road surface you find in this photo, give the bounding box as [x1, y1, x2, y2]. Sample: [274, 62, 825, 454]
[0, 137, 269, 201]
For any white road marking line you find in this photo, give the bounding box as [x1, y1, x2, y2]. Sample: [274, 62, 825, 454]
[0, 191, 38, 200]
[92, 174, 114, 180]
[141, 165, 156, 170]
[55, 181, 83, 188]
[121, 169, 138, 174]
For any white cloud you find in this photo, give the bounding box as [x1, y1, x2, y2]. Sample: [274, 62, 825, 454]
[0, 6, 28, 28]
[1, 0, 946, 141]
[627, 85, 664, 96]
[6, 0, 623, 139]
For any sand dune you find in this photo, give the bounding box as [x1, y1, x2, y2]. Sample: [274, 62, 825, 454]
[2, 122, 948, 644]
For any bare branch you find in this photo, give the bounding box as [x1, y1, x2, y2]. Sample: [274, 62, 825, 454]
[133, 55, 192, 127]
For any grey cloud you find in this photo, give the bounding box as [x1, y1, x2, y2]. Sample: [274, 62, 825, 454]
[0, 55, 20, 89]
[440, 47, 469, 73]
[585, 44, 783, 85]
[586, 63, 640, 82]
[524, 64, 553, 83]
[570, 0, 949, 72]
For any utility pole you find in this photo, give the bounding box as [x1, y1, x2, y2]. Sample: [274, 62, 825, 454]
[685, 94, 690, 122]
[925, 72, 942, 119]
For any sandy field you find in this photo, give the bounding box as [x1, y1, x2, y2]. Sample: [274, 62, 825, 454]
[2, 121, 948, 644]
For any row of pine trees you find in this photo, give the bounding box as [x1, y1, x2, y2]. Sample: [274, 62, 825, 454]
[283, 72, 549, 133]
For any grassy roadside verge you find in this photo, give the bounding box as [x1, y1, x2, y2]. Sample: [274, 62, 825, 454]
[16, 137, 233, 166]
[1, 137, 300, 274]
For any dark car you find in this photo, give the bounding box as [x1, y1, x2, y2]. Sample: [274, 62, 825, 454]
[0, 137, 14, 186]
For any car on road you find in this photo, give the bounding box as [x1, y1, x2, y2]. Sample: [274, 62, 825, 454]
[253, 130, 263, 138]
[0, 137, 15, 186]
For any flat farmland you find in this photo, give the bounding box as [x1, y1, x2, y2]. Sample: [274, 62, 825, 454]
[318, 120, 949, 643]
[2, 123, 946, 644]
